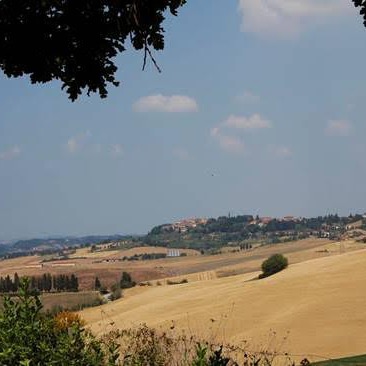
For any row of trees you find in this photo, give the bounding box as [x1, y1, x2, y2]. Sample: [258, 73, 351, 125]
[95, 272, 136, 301]
[146, 214, 365, 250]
[0, 273, 79, 293]
[122, 253, 167, 261]
[94, 272, 136, 292]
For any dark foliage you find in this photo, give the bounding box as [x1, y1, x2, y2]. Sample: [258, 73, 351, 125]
[120, 271, 136, 289]
[0, 272, 79, 293]
[353, 0, 366, 26]
[122, 252, 167, 261]
[0, 0, 186, 100]
[94, 276, 102, 291]
[166, 278, 188, 285]
[260, 254, 288, 279]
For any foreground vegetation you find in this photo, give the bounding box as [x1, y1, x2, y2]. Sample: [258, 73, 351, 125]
[1, 275, 364, 365]
[0, 280, 118, 365]
[0, 279, 323, 365]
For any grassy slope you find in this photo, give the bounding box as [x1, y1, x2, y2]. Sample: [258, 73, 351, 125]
[81, 249, 366, 362]
[313, 354, 366, 365]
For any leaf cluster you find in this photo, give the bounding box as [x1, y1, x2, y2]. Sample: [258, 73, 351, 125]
[353, 1, 366, 26]
[0, 0, 186, 100]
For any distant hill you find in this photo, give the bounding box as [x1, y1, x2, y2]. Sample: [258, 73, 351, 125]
[144, 213, 366, 250]
[1, 235, 130, 257]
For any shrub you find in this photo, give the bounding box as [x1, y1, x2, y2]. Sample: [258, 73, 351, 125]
[120, 272, 136, 289]
[167, 279, 188, 285]
[54, 310, 85, 331]
[0, 278, 119, 365]
[110, 287, 122, 301]
[260, 254, 288, 279]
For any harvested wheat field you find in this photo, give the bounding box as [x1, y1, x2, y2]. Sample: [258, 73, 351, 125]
[69, 246, 200, 260]
[81, 248, 366, 362]
[0, 239, 363, 291]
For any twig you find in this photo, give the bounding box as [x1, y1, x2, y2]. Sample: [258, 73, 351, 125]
[142, 41, 162, 73]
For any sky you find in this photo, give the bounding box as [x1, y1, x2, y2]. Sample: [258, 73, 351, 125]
[1, 0, 366, 240]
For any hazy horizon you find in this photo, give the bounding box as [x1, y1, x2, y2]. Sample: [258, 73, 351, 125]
[1, 210, 365, 242]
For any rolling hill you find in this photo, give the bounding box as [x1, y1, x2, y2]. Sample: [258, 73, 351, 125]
[81, 248, 366, 363]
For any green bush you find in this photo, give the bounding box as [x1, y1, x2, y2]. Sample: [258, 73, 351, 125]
[0, 278, 119, 365]
[120, 272, 136, 289]
[260, 254, 288, 279]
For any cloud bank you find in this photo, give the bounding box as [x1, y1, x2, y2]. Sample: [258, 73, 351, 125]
[211, 127, 245, 154]
[211, 113, 271, 154]
[325, 119, 352, 136]
[66, 131, 91, 153]
[238, 0, 350, 38]
[224, 114, 271, 130]
[133, 94, 198, 113]
[0, 146, 21, 161]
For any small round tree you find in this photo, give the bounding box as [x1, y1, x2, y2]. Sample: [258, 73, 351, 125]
[260, 254, 288, 278]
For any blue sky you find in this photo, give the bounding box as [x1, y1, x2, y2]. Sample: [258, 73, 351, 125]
[1, 0, 366, 239]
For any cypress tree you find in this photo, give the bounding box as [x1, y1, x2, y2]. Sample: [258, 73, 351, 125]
[13, 273, 20, 292]
[95, 277, 101, 291]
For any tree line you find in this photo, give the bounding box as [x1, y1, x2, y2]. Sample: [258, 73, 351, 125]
[0, 273, 79, 293]
[149, 213, 364, 238]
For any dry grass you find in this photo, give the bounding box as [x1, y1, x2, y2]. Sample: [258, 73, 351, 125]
[0, 291, 103, 313]
[0, 239, 364, 291]
[70, 246, 200, 259]
[41, 291, 103, 311]
[81, 248, 366, 362]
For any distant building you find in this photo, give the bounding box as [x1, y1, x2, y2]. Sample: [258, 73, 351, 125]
[162, 217, 208, 234]
[260, 217, 272, 224]
[167, 249, 181, 257]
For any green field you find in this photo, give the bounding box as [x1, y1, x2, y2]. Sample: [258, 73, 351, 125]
[313, 355, 366, 366]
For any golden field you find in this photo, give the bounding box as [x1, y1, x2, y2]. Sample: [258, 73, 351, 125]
[0, 238, 365, 360]
[80, 243, 366, 362]
[0, 238, 362, 290]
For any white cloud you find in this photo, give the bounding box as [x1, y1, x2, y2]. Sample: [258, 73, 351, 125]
[210, 127, 245, 154]
[210, 113, 270, 154]
[224, 114, 271, 130]
[173, 148, 191, 161]
[271, 145, 292, 157]
[66, 131, 91, 153]
[238, 0, 350, 38]
[325, 120, 352, 136]
[133, 94, 198, 113]
[0, 146, 21, 161]
[111, 144, 124, 157]
[236, 90, 260, 104]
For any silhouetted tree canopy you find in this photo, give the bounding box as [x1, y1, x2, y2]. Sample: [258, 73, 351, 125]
[0, 0, 186, 101]
[353, 0, 366, 26]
